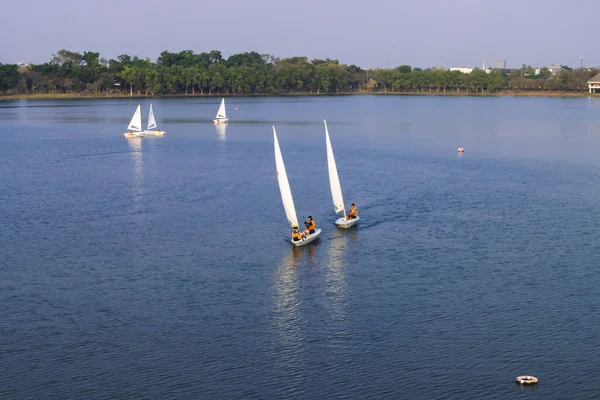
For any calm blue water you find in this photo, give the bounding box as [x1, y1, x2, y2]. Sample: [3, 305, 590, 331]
[2, 95, 600, 399]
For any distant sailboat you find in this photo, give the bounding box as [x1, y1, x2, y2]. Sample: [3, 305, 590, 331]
[122, 105, 145, 138]
[213, 98, 228, 124]
[144, 104, 166, 136]
[325, 120, 359, 228]
[273, 126, 321, 246]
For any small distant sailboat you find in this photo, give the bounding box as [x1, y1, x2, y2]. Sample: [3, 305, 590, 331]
[213, 98, 228, 124]
[325, 120, 359, 228]
[122, 105, 145, 138]
[144, 104, 166, 136]
[273, 126, 321, 246]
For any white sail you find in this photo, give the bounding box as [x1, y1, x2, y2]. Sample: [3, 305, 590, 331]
[325, 120, 345, 215]
[127, 105, 142, 132]
[147, 104, 157, 130]
[273, 126, 298, 227]
[216, 98, 227, 119]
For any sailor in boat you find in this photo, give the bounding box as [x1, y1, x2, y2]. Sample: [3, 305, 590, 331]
[347, 203, 358, 220]
[292, 225, 305, 241]
[304, 216, 316, 235]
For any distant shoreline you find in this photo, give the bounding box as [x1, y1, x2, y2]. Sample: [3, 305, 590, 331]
[1, 90, 598, 101]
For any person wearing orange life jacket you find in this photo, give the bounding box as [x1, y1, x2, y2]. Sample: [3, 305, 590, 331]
[347, 203, 358, 219]
[304, 216, 316, 235]
[291, 225, 305, 241]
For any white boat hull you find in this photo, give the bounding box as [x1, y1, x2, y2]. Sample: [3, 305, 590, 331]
[335, 216, 359, 228]
[122, 131, 145, 138]
[213, 118, 228, 124]
[144, 130, 166, 136]
[291, 229, 321, 246]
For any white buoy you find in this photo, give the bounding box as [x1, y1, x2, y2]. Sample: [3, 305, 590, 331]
[515, 376, 538, 385]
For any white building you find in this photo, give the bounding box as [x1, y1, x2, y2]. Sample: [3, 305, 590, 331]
[450, 67, 473, 74]
[535, 65, 563, 75]
[547, 65, 562, 74]
[589, 73, 600, 93]
[449, 67, 491, 74]
[491, 60, 506, 69]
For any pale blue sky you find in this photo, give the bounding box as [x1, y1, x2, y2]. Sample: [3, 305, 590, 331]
[1, 0, 597, 68]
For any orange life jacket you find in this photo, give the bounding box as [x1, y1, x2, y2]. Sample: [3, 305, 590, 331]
[349, 206, 358, 216]
[292, 228, 301, 239]
[307, 220, 316, 231]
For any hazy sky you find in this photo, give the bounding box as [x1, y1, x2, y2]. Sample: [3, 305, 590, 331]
[2, 0, 597, 68]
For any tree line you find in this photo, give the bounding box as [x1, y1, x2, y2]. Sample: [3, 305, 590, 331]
[0, 49, 598, 96]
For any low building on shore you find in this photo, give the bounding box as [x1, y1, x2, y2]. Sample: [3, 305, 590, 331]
[450, 67, 473, 74]
[588, 73, 600, 93]
[535, 65, 563, 75]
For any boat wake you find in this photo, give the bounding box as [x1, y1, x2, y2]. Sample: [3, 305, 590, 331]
[64, 150, 140, 161]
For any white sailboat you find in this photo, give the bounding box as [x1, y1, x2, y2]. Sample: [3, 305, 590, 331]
[122, 105, 145, 138]
[213, 98, 228, 124]
[273, 126, 321, 246]
[325, 120, 359, 228]
[144, 104, 166, 136]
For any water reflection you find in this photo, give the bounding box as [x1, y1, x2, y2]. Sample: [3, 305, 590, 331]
[325, 234, 350, 326]
[272, 248, 303, 345]
[215, 123, 227, 138]
[126, 138, 144, 210]
[270, 248, 308, 389]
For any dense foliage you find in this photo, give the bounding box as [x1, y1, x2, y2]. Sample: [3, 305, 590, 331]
[0, 50, 598, 96]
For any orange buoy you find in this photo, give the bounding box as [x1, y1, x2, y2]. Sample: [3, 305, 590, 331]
[458, 147, 464, 153]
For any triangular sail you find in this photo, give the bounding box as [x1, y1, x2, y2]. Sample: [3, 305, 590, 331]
[216, 98, 227, 119]
[127, 105, 142, 131]
[147, 104, 157, 130]
[325, 120, 345, 215]
[273, 126, 299, 227]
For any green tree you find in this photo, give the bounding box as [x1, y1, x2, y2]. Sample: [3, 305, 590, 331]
[0, 64, 20, 91]
[145, 65, 162, 95]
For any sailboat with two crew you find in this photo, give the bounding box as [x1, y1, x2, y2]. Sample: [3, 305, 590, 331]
[122, 105, 145, 138]
[144, 104, 166, 136]
[273, 126, 321, 246]
[325, 120, 359, 228]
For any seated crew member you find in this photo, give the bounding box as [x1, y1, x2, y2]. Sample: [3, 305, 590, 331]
[291, 225, 304, 241]
[347, 203, 358, 219]
[304, 216, 316, 235]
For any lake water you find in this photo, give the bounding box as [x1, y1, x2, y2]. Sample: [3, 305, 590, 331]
[2, 95, 600, 399]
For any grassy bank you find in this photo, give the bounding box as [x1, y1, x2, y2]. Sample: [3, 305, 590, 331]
[1, 90, 598, 101]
